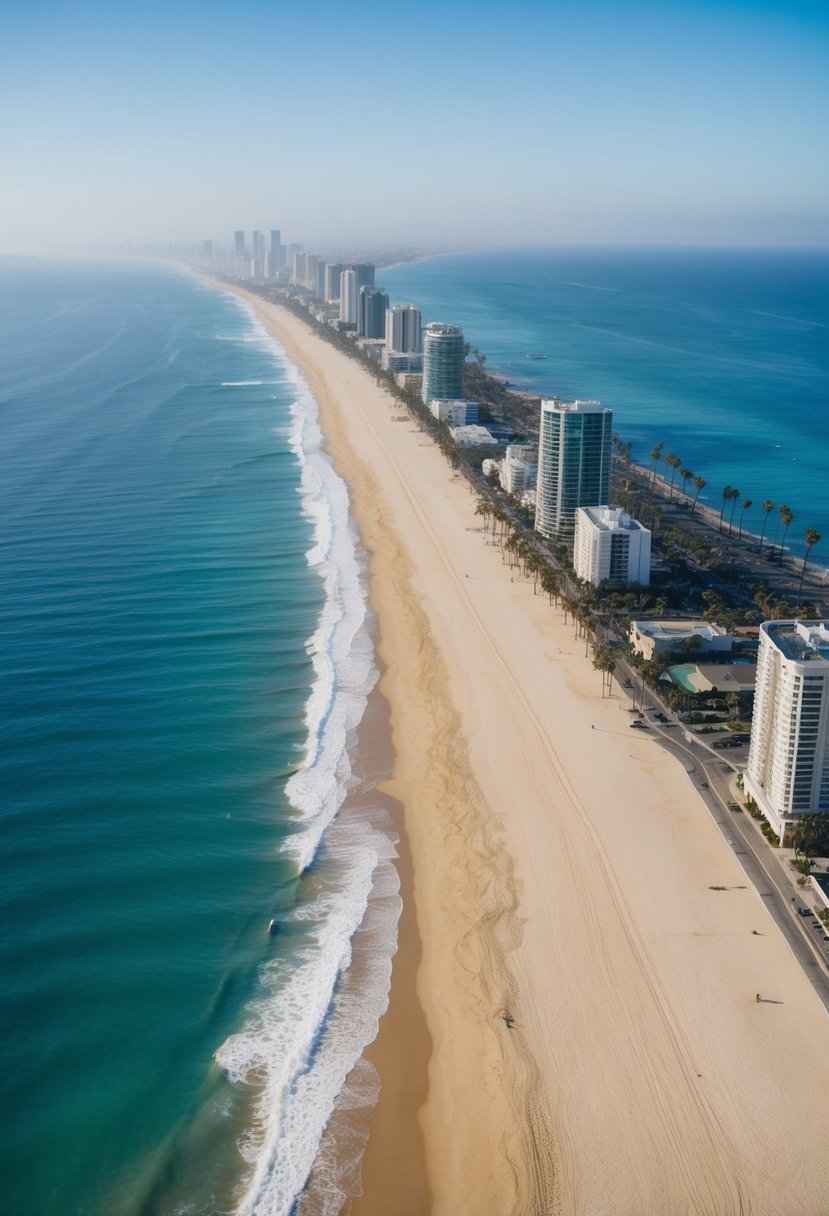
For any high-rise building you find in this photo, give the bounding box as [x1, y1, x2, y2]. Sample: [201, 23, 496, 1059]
[325, 263, 343, 302]
[346, 262, 375, 290]
[305, 254, 320, 293]
[339, 268, 359, 324]
[574, 506, 651, 587]
[358, 287, 390, 338]
[386, 304, 422, 353]
[744, 620, 829, 845]
[252, 230, 266, 278]
[234, 230, 246, 260]
[534, 399, 612, 544]
[269, 230, 281, 278]
[421, 322, 465, 404]
[292, 250, 307, 286]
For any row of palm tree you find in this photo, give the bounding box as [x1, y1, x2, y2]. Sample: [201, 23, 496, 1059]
[639, 442, 822, 585]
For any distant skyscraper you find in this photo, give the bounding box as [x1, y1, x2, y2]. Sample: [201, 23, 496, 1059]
[292, 251, 307, 286]
[358, 287, 390, 338]
[339, 268, 359, 324]
[234, 230, 245, 260]
[345, 263, 375, 291]
[421, 322, 465, 404]
[325, 263, 344, 302]
[386, 304, 422, 353]
[305, 254, 319, 292]
[252, 231, 266, 278]
[269, 229, 281, 278]
[534, 399, 612, 544]
[745, 620, 829, 845]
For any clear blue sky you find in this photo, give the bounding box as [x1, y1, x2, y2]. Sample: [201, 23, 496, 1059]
[2, 0, 828, 249]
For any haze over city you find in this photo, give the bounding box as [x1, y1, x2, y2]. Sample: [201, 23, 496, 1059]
[3, 0, 828, 251]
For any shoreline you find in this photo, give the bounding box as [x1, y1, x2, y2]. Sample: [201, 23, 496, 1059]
[213, 278, 829, 1215]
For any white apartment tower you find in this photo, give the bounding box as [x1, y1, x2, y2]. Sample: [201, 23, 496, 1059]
[339, 268, 359, 323]
[534, 399, 612, 544]
[500, 444, 538, 498]
[744, 620, 829, 845]
[386, 305, 422, 353]
[574, 506, 651, 587]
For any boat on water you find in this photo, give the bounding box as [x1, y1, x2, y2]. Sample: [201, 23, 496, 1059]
[525, 353, 547, 360]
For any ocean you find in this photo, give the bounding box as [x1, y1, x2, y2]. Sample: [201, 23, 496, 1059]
[0, 258, 398, 1216]
[382, 246, 829, 559]
[3, 245, 828, 1216]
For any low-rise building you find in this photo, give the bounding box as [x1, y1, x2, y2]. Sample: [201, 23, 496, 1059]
[630, 620, 732, 660]
[574, 505, 651, 587]
[394, 371, 422, 394]
[430, 399, 480, 426]
[382, 351, 423, 373]
[500, 444, 537, 497]
[450, 424, 497, 448]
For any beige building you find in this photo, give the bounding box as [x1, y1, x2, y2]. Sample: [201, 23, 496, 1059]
[630, 620, 732, 661]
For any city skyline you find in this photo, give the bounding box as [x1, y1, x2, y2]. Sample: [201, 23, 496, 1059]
[2, 0, 828, 252]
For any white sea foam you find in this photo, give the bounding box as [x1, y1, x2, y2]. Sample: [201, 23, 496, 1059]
[210, 299, 399, 1216]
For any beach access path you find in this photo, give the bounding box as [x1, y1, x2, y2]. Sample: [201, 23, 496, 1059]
[224, 283, 829, 1216]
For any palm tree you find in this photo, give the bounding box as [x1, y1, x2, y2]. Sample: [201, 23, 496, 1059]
[691, 475, 706, 514]
[680, 467, 694, 500]
[664, 451, 682, 498]
[726, 487, 740, 535]
[719, 485, 733, 532]
[758, 499, 775, 551]
[799, 527, 822, 591]
[649, 442, 664, 483]
[778, 506, 795, 559]
[737, 498, 752, 540]
[769, 503, 789, 558]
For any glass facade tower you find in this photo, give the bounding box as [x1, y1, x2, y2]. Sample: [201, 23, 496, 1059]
[421, 323, 465, 404]
[534, 399, 612, 544]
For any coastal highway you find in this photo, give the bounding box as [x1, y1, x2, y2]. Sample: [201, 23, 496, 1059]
[623, 691, 829, 1015]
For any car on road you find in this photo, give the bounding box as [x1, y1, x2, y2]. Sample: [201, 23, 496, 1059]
[797, 907, 812, 917]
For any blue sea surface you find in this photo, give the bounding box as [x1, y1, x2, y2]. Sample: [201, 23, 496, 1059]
[0, 259, 396, 1216]
[382, 247, 829, 557]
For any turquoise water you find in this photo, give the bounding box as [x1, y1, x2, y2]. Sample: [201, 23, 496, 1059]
[0, 260, 397, 1215]
[381, 247, 829, 557]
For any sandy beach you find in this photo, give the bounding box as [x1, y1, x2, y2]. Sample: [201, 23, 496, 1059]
[224, 284, 829, 1215]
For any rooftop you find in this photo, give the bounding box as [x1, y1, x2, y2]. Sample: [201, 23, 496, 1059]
[764, 620, 829, 664]
[541, 398, 606, 414]
[633, 620, 727, 640]
[579, 505, 648, 533]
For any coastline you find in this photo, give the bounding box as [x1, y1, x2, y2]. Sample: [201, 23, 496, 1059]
[214, 279, 829, 1215]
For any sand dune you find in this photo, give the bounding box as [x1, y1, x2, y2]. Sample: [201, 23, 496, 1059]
[229, 286, 829, 1216]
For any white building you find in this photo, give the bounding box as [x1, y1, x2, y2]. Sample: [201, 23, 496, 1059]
[500, 444, 537, 498]
[630, 620, 732, 660]
[450, 424, 497, 447]
[574, 506, 651, 587]
[339, 269, 359, 324]
[744, 620, 829, 845]
[382, 350, 423, 373]
[430, 399, 479, 426]
[386, 305, 422, 353]
[534, 399, 612, 544]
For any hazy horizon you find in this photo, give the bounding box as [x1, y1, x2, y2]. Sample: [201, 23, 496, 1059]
[3, 0, 828, 252]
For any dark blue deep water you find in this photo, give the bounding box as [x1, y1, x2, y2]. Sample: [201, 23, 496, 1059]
[382, 247, 829, 557]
